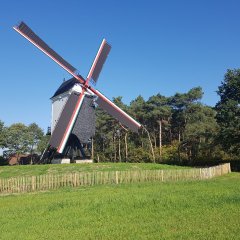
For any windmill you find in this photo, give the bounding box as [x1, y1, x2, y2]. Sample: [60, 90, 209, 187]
[13, 21, 142, 163]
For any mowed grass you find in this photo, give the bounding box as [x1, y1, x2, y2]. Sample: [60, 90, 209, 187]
[0, 173, 239, 239]
[0, 162, 187, 179]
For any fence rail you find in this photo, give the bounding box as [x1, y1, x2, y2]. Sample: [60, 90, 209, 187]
[0, 163, 231, 195]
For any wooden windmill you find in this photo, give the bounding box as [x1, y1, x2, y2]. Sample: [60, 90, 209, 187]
[14, 21, 141, 162]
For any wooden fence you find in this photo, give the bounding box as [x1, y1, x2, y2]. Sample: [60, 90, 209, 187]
[0, 163, 231, 195]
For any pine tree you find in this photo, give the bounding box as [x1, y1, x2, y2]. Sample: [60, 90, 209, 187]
[215, 69, 240, 155]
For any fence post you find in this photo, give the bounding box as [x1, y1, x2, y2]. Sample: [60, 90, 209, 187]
[32, 176, 35, 191]
[116, 171, 119, 184]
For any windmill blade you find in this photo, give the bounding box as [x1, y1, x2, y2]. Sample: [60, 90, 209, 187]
[50, 90, 86, 153]
[87, 39, 111, 85]
[94, 90, 141, 132]
[13, 21, 85, 84]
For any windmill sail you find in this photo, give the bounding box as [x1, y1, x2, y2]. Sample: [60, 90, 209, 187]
[87, 39, 111, 84]
[50, 90, 86, 153]
[13, 21, 85, 84]
[94, 90, 141, 132]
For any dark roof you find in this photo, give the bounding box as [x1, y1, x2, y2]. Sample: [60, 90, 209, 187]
[51, 77, 82, 99]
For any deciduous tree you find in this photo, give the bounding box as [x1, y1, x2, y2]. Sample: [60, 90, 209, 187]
[27, 123, 44, 163]
[5, 123, 29, 163]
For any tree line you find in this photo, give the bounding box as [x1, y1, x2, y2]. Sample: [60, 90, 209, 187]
[94, 69, 240, 165]
[0, 122, 49, 164]
[0, 69, 239, 165]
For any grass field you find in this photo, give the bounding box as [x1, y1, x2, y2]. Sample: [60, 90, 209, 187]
[0, 163, 187, 179]
[0, 172, 239, 239]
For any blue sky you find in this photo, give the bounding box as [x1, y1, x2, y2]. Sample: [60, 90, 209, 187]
[1, 0, 240, 132]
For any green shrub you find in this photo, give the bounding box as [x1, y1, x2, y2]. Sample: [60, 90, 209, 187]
[128, 147, 152, 163]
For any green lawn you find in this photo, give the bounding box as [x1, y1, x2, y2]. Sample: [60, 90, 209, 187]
[0, 173, 239, 239]
[0, 162, 187, 179]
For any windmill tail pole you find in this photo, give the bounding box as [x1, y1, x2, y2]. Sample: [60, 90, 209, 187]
[40, 147, 48, 162]
[39, 145, 55, 164]
[142, 126, 155, 163]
